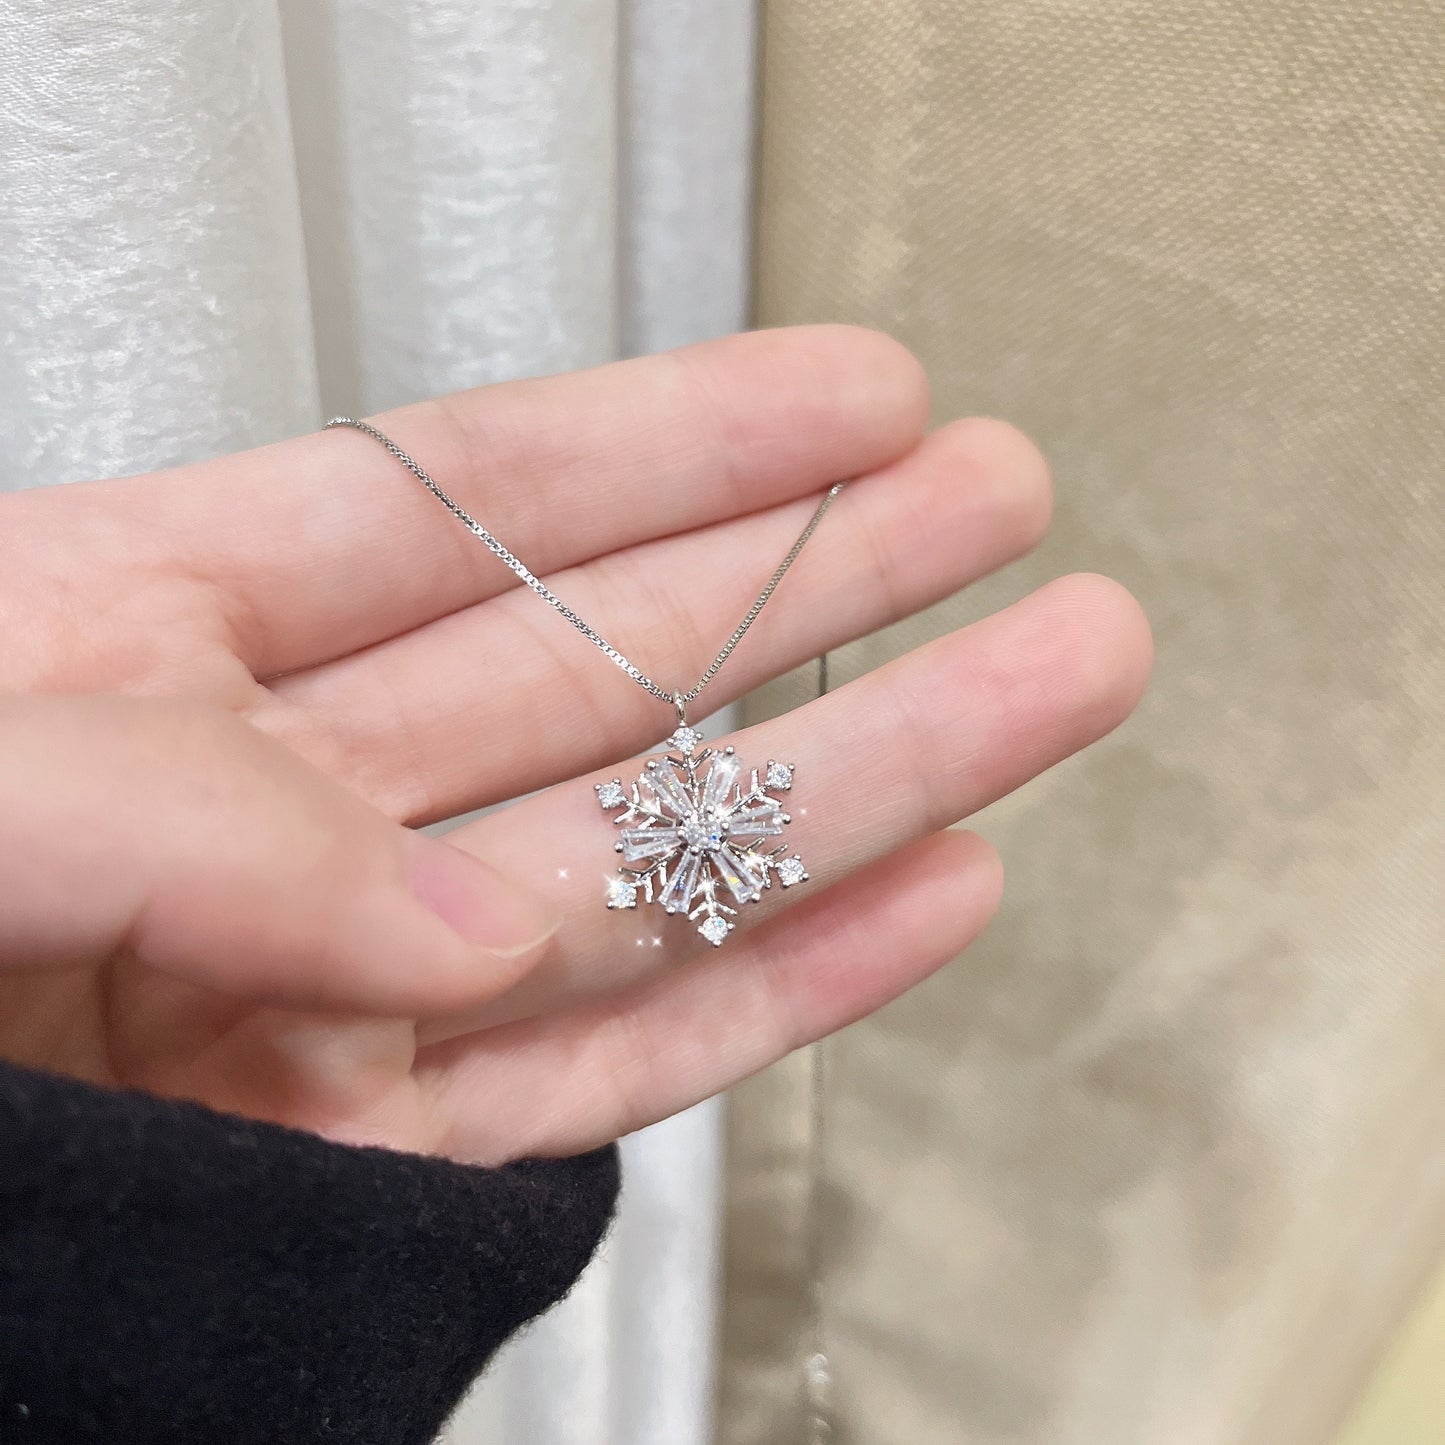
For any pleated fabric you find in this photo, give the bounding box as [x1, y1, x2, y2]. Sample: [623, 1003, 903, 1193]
[2, 5, 757, 1443]
[728, 4, 1445, 1444]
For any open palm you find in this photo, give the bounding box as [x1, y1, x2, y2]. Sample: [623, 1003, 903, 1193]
[0, 327, 1150, 1164]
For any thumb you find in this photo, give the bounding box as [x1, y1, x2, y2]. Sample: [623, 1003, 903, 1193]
[0, 696, 557, 1016]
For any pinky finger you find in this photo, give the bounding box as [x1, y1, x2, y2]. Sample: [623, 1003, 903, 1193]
[417, 829, 1003, 1165]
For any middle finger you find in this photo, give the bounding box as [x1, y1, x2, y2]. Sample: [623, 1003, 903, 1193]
[261, 419, 1051, 821]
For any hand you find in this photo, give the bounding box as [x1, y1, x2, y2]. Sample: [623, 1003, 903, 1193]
[0, 326, 1151, 1163]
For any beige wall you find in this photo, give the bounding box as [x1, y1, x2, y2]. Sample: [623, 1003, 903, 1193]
[723, 4, 1445, 1442]
[1336, 1262, 1445, 1445]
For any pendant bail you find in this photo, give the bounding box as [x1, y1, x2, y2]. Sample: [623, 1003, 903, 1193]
[672, 690, 688, 731]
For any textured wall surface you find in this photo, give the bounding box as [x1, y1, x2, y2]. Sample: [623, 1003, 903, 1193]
[726, 5, 1445, 1443]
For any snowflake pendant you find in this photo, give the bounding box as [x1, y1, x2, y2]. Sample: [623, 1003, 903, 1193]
[595, 727, 807, 946]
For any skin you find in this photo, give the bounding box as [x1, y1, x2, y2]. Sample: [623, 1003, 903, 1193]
[0, 326, 1152, 1165]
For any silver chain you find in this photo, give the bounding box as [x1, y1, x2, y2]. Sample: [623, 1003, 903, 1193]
[325, 416, 845, 713]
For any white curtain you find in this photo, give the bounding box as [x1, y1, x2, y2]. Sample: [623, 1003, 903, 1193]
[0, 3, 757, 1441]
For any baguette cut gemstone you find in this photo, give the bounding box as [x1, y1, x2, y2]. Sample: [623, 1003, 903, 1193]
[619, 826, 680, 863]
[661, 850, 704, 913]
[727, 802, 784, 836]
[712, 843, 765, 904]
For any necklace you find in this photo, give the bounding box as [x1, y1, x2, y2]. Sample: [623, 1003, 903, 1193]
[326, 416, 844, 947]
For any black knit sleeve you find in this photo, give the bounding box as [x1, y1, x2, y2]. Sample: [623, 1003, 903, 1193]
[0, 1060, 618, 1444]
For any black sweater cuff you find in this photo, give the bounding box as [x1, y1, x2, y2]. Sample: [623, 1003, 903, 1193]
[0, 1060, 618, 1444]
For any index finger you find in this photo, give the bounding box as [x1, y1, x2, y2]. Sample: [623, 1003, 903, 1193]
[100, 326, 930, 676]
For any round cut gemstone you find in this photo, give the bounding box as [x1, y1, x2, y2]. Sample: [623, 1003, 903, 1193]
[668, 725, 704, 754]
[765, 760, 793, 791]
[698, 915, 732, 946]
[681, 815, 724, 852]
[777, 855, 807, 887]
[606, 878, 638, 909]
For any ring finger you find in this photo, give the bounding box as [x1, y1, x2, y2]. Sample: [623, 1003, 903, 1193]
[421, 571, 1152, 1033]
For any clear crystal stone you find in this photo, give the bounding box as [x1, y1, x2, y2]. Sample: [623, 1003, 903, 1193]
[681, 815, 724, 852]
[765, 761, 793, 791]
[601, 742, 804, 939]
[668, 725, 704, 754]
[620, 826, 679, 863]
[711, 843, 764, 903]
[698, 915, 732, 946]
[660, 849, 703, 912]
[705, 755, 742, 812]
[606, 878, 638, 909]
[648, 760, 695, 818]
[777, 855, 807, 887]
[726, 801, 784, 838]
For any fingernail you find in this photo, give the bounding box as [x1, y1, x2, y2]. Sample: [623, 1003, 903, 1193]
[407, 832, 559, 955]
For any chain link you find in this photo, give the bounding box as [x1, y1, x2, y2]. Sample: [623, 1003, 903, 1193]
[325, 416, 845, 712]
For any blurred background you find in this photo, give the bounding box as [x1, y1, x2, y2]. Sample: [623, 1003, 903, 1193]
[2, 3, 1441, 1443]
